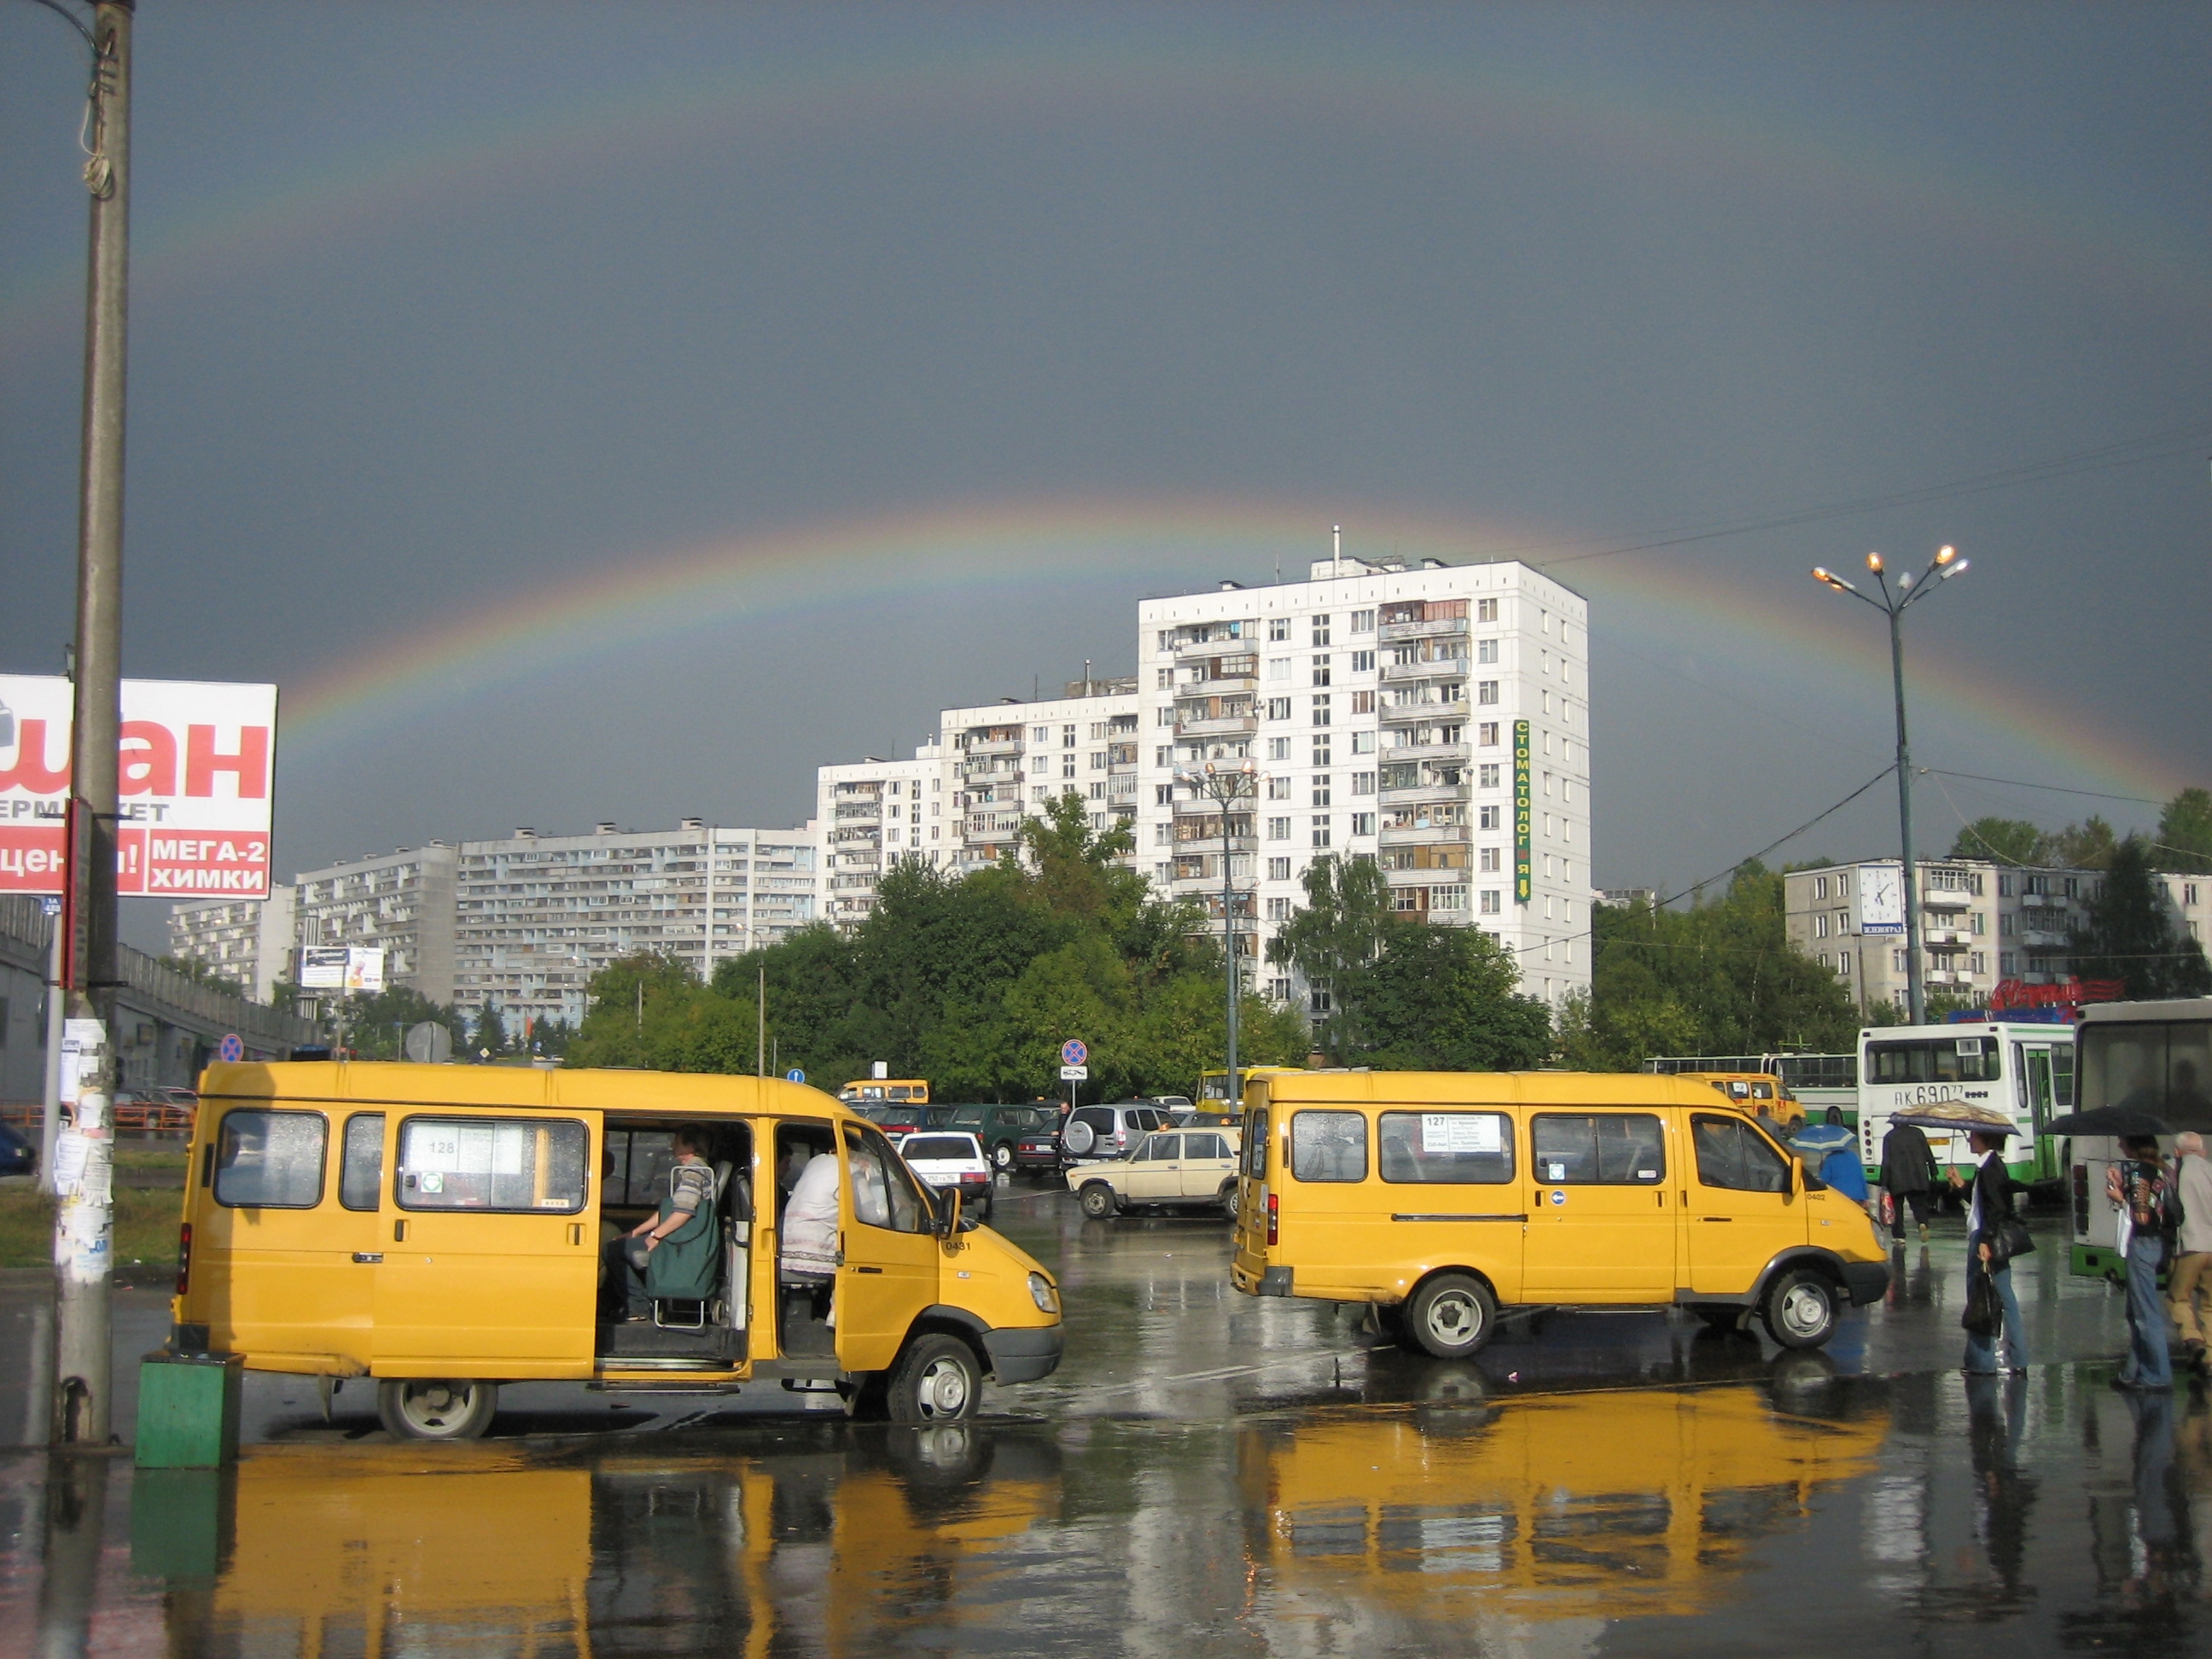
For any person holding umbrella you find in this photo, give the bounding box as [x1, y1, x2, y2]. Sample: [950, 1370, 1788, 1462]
[2108, 1135, 2175, 1393]
[1950, 1126, 2031, 1375]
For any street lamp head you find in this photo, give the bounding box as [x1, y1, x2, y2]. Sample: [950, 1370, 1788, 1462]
[1941, 556, 1970, 579]
[1865, 551, 1883, 573]
[1934, 544, 1958, 567]
[1812, 566, 1858, 594]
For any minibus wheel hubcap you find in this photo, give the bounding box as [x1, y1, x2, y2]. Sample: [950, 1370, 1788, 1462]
[917, 1358, 970, 1417]
[1428, 1294, 1479, 1344]
[1778, 1284, 1828, 1336]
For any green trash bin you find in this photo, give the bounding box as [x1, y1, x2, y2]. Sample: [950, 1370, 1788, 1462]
[135, 1350, 242, 1470]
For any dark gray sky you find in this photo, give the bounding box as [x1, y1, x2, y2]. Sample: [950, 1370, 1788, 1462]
[3, 2, 2206, 948]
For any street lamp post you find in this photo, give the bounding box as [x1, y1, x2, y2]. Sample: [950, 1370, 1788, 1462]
[1175, 760, 1261, 1106]
[1812, 544, 1971, 1026]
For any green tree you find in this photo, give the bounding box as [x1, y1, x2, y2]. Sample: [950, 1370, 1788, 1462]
[1353, 926, 1552, 1070]
[2156, 788, 2212, 874]
[329, 984, 468, 1059]
[2069, 836, 2212, 999]
[2049, 816, 2117, 871]
[469, 998, 509, 1060]
[1947, 818, 2051, 865]
[1266, 853, 1397, 1059]
[566, 952, 701, 1068]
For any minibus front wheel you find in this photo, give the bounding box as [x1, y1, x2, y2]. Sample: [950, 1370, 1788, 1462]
[377, 1377, 498, 1441]
[1406, 1273, 1498, 1360]
[883, 1333, 982, 1423]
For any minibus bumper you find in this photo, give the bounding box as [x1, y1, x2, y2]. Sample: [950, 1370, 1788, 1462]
[1841, 1261, 1891, 1306]
[983, 1324, 1066, 1383]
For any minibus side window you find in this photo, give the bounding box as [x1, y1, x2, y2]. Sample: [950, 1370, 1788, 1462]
[1378, 1111, 1514, 1184]
[396, 1117, 589, 1212]
[1531, 1114, 1666, 1185]
[844, 1124, 924, 1231]
[340, 1113, 385, 1211]
[1290, 1111, 1368, 1183]
[212, 1109, 327, 1209]
[1691, 1115, 1789, 1195]
[1242, 1109, 1270, 1177]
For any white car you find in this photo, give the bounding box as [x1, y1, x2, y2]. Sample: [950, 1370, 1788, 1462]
[1066, 1126, 1243, 1220]
[894, 1131, 995, 1222]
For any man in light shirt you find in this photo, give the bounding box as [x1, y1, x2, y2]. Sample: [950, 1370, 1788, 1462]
[2168, 1131, 2212, 1380]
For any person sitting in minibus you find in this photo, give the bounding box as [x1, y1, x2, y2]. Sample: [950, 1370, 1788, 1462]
[780, 1146, 841, 1283]
[613, 1127, 718, 1321]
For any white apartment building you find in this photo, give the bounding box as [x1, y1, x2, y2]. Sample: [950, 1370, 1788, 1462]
[453, 819, 818, 1037]
[166, 885, 295, 1004]
[943, 678, 1141, 874]
[817, 745, 952, 927]
[1135, 556, 1592, 1010]
[293, 844, 460, 1004]
[1784, 858, 2212, 1012]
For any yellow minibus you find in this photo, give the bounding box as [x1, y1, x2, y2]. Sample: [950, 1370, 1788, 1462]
[1231, 1071, 1888, 1357]
[169, 1062, 1062, 1435]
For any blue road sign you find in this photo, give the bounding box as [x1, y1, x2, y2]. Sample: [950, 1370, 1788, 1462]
[1061, 1038, 1088, 1066]
[218, 1033, 245, 1062]
[786, 1068, 806, 1084]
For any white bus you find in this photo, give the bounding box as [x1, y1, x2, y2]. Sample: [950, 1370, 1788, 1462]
[2066, 998, 2212, 1280]
[1855, 1021, 2074, 1187]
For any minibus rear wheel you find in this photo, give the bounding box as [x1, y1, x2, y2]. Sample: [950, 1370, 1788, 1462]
[377, 1377, 498, 1441]
[1406, 1273, 1497, 1360]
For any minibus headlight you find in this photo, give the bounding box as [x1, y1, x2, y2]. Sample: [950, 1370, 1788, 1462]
[1027, 1272, 1060, 1315]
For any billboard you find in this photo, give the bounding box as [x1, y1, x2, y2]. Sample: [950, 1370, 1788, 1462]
[0, 675, 277, 898]
[1512, 720, 1533, 905]
[1856, 861, 1905, 935]
[300, 946, 386, 993]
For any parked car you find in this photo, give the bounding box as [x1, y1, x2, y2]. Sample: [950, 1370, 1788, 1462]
[1168, 1108, 1240, 1133]
[859, 1102, 933, 1138]
[1013, 1121, 1067, 1173]
[894, 1132, 995, 1222]
[928, 1104, 1057, 1172]
[1061, 1103, 1171, 1165]
[1068, 1126, 1242, 1220]
[0, 1121, 36, 1179]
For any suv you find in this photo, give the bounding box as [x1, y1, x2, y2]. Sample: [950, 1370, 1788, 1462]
[1061, 1103, 1169, 1165]
[930, 1104, 1058, 1173]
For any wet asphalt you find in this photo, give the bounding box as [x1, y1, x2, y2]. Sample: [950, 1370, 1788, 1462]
[2, 1177, 2206, 1656]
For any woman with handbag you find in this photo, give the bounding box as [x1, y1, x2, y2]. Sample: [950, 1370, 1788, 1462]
[1951, 1128, 2031, 1375]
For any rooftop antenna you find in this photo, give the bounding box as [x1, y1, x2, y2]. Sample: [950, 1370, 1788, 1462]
[1333, 524, 1342, 580]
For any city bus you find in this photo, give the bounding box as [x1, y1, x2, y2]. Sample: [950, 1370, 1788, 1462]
[1644, 1053, 1858, 1125]
[1854, 1021, 2073, 1187]
[2065, 998, 2212, 1279]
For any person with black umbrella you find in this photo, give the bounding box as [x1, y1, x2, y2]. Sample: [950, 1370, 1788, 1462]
[2108, 1135, 2175, 1393]
[1950, 1127, 2030, 1375]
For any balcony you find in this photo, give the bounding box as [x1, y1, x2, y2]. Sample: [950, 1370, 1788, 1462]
[1172, 833, 1259, 854]
[960, 759, 1022, 783]
[1382, 740, 1470, 764]
[1922, 928, 1974, 947]
[1379, 615, 1470, 643]
[1922, 890, 1971, 911]
[1378, 783, 1470, 807]
[1379, 824, 1471, 846]
[1173, 632, 1256, 661]
[1379, 696, 1470, 724]
[1381, 657, 1472, 683]
[2020, 929, 2066, 948]
[962, 735, 1022, 758]
[1177, 713, 1260, 739]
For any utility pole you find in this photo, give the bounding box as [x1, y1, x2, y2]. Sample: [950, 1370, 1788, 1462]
[52, 0, 135, 1449]
[1177, 760, 1261, 1106]
[756, 961, 765, 1077]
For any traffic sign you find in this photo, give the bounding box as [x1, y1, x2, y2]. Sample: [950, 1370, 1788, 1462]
[786, 1068, 806, 1083]
[217, 1033, 244, 1063]
[1059, 1064, 1089, 1081]
[1061, 1039, 1088, 1066]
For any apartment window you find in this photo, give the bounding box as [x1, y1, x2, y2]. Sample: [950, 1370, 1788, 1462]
[1476, 598, 1499, 622]
[1893, 950, 1909, 973]
[1815, 913, 1830, 939]
[1266, 698, 1291, 720]
[1351, 731, 1375, 754]
[2189, 884, 2202, 905]
[1835, 909, 1849, 935]
[1308, 735, 1331, 767]
[1155, 746, 1172, 767]
[1480, 890, 1502, 915]
[1267, 657, 1290, 681]
[1970, 952, 1987, 975]
[1349, 690, 1376, 715]
[1351, 609, 1375, 632]
[1266, 818, 1291, 841]
[1479, 765, 1501, 789]
[1477, 723, 1499, 746]
[1268, 736, 1291, 760]
[1312, 777, 1332, 807]
[1312, 616, 1332, 646]
[1479, 806, 1500, 830]
[1814, 875, 1830, 901]
[1997, 874, 2015, 898]
[1312, 655, 1332, 687]
[1264, 896, 1292, 921]
[1155, 668, 1173, 690]
[1477, 639, 1499, 665]
[1269, 616, 1290, 642]
[2000, 951, 2017, 975]
[1477, 682, 1499, 706]
[1311, 818, 1333, 848]
[1268, 858, 1292, 881]
[1970, 911, 1986, 935]
[1262, 776, 1289, 801]
[1062, 757, 1076, 778]
[1352, 771, 1376, 795]
[1155, 862, 1173, 882]
[1154, 823, 1173, 846]
[1431, 885, 1469, 912]
[1061, 725, 1075, 748]
[1479, 847, 1501, 873]
[1312, 695, 1332, 726]
[1351, 649, 1376, 673]
[1031, 726, 1049, 743]
[1350, 812, 1377, 836]
[1157, 707, 1175, 727]
[1090, 751, 1107, 771]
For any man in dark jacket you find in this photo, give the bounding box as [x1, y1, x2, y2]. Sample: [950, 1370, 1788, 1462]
[1881, 1120, 1941, 1243]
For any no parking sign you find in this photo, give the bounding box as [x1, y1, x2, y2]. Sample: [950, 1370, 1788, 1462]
[218, 1033, 244, 1062]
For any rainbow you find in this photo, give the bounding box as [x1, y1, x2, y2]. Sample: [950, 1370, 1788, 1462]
[278, 497, 2192, 806]
[4, 33, 2205, 351]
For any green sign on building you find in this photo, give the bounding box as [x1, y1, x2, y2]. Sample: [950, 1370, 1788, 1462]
[1513, 719, 1533, 904]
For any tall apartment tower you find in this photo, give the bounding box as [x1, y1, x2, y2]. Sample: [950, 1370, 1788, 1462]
[942, 679, 1141, 874]
[453, 819, 818, 1037]
[291, 845, 459, 1004]
[817, 744, 952, 927]
[1136, 556, 1592, 1010]
[166, 884, 297, 1004]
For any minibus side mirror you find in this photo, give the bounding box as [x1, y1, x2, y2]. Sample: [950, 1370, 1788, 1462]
[938, 1186, 963, 1249]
